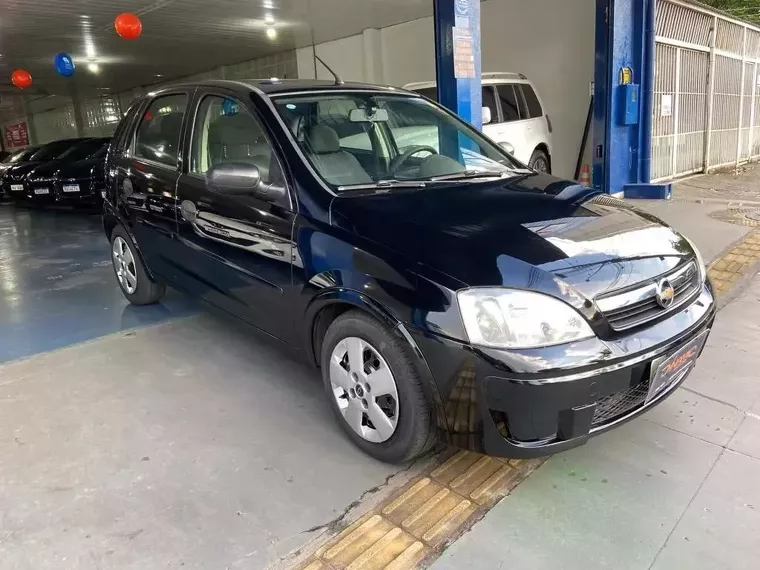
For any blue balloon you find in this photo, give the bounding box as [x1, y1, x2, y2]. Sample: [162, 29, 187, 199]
[54, 53, 75, 77]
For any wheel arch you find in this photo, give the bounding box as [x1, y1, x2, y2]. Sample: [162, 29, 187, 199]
[304, 288, 450, 443]
[532, 143, 552, 173]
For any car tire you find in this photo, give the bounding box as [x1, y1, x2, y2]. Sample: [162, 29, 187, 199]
[110, 225, 165, 305]
[528, 149, 550, 174]
[321, 310, 435, 464]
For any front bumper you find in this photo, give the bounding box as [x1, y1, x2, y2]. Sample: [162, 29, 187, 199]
[411, 283, 716, 458]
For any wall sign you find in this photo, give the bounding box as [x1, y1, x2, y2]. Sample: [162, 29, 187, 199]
[4, 121, 29, 148]
[661, 94, 673, 117]
[453, 27, 475, 79]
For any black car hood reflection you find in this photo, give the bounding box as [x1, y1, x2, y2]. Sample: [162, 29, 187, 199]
[329, 173, 693, 299]
[4, 161, 45, 181]
[58, 156, 103, 180]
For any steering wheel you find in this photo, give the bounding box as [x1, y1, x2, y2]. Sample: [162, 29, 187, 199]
[388, 145, 438, 176]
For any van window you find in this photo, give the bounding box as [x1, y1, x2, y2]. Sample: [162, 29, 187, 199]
[520, 85, 544, 118]
[482, 87, 498, 123]
[496, 85, 520, 122]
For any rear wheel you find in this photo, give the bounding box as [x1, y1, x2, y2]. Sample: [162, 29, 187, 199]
[321, 310, 435, 463]
[110, 225, 165, 305]
[529, 149, 550, 174]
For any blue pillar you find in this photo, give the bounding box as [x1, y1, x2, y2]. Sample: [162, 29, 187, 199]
[593, 0, 670, 198]
[433, 0, 482, 129]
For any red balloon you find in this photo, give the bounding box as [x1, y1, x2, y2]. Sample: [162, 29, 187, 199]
[114, 12, 142, 40]
[11, 69, 32, 89]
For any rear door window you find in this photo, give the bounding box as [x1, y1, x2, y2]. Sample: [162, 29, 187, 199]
[519, 84, 544, 118]
[495, 84, 520, 122]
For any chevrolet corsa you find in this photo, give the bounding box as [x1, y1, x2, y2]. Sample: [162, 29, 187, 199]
[103, 79, 715, 463]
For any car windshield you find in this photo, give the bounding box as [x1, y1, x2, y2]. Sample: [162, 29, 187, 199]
[58, 139, 108, 161]
[30, 141, 80, 162]
[2, 149, 28, 164]
[273, 92, 520, 189]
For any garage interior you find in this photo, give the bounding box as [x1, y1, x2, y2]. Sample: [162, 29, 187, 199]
[2, 1, 760, 569]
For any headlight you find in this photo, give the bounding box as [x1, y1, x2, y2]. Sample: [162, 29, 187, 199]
[685, 237, 706, 282]
[457, 288, 595, 349]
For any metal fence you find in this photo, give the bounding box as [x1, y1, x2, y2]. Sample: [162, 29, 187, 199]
[653, 0, 760, 181]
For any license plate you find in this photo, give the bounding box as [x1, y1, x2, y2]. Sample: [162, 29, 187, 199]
[62, 184, 80, 193]
[647, 330, 709, 402]
[10, 184, 23, 192]
[33, 188, 50, 195]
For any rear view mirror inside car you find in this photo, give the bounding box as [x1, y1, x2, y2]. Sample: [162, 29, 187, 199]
[349, 108, 389, 123]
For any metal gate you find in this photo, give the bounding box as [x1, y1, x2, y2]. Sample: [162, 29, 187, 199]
[653, 0, 760, 181]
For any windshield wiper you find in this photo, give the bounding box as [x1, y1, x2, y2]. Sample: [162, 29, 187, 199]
[428, 170, 510, 182]
[337, 179, 427, 191]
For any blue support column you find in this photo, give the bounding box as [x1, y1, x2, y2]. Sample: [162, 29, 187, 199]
[593, 0, 670, 198]
[433, 0, 482, 129]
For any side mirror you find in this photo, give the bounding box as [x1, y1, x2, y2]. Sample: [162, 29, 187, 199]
[205, 162, 287, 202]
[499, 142, 515, 156]
[482, 106, 492, 125]
[206, 162, 261, 194]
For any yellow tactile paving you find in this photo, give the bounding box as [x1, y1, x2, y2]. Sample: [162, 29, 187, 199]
[290, 232, 760, 570]
[293, 449, 541, 570]
[708, 231, 760, 297]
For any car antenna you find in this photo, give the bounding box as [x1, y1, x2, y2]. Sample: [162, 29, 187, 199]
[314, 55, 344, 85]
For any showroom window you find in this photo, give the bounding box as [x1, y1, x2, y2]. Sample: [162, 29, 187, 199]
[519, 85, 544, 118]
[190, 95, 282, 186]
[134, 93, 188, 168]
[495, 85, 521, 122]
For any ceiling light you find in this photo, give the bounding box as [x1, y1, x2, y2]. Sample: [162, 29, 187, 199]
[80, 15, 90, 20]
[155, 74, 163, 77]
[88, 62, 100, 74]
[265, 14, 275, 24]
[266, 27, 277, 39]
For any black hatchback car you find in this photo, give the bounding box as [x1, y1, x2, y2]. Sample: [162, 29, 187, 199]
[103, 79, 715, 463]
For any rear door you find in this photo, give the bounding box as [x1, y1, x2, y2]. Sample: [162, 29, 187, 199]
[516, 83, 551, 158]
[112, 90, 191, 279]
[172, 89, 297, 341]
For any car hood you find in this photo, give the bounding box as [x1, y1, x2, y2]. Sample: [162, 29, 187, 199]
[4, 161, 44, 181]
[329, 173, 695, 300]
[58, 157, 103, 180]
[28, 161, 65, 180]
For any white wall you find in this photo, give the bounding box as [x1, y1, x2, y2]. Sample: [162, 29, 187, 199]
[296, 0, 596, 178]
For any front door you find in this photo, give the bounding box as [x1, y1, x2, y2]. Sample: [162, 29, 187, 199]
[173, 91, 296, 342]
[113, 91, 190, 279]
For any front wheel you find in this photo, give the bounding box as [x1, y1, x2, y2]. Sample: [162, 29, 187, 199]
[110, 225, 165, 305]
[321, 310, 435, 463]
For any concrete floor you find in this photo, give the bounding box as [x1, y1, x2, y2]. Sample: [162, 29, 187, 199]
[0, 205, 196, 363]
[0, 313, 419, 569]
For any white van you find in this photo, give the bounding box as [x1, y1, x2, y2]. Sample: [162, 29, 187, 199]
[404, 72, 553, 173]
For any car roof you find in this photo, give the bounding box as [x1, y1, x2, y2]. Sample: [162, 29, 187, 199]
[153, 78, 413, 97]
[404, 72, 531, 91]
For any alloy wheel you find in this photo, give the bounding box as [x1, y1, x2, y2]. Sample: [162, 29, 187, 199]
[329, 336, 399, 443]
[112, 236, 138, 294]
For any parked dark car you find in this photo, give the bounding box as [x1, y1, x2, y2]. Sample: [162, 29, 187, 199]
[0, 146, 40, 198]
[103, 80, 715, 463]
[2, 138, 91, 201]
[25, 137, 110, 206]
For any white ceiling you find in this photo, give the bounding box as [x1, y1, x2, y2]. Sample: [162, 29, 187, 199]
[0, 0, 434, 103]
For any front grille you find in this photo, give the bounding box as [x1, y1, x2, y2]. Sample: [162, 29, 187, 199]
[591, 380, 649, 428]
[597, 261, 700, 331]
